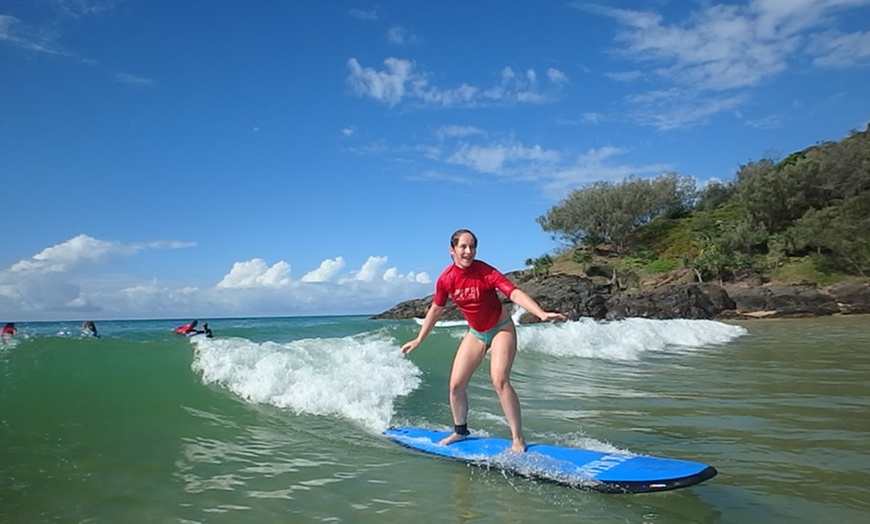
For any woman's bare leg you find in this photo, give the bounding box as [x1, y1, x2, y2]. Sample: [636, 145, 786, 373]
[489, 324, 526, 452]
[440, 333, 486, 445]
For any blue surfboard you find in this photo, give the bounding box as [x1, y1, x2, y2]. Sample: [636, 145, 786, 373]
[384, 427, 717, 493]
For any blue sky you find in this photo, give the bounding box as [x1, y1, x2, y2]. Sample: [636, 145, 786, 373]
[2, 0, 869, 321]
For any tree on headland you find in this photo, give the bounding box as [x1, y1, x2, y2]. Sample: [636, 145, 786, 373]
[536, 172, 696, 252]
[789, 194, 870, 277]
[695, 180, 737, 211]
[530, 123, 870, 286]
[525, 255, 554, 279]
[731, 128, 870, 277]
[571, 248, 593, 271]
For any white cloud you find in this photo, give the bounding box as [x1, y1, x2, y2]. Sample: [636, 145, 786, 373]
[556, 112, 610, 125]
[1, 2, 118, 55]
[434, 125, 485, 139]
[810, 30, 870, 67]
[591, 3, 795, 91]
[9, 234, 188, 274]
[55, 0, 118, 18]
[547, 68, 570, 84]
[581, 112, 606, 124]
[386, 26, 421, 45]
[348, 7, 381, 21]
[744, 113, 783, 129]
[407, 131, 671, 198]
[352, 256, 388, 282]
[347, 57, 415, 107]
[405, 169, 476, 185]
[445, 141, 561, 174]
[114, 72, 156, 87]
[302, 257, 346, 282]
[384, 267, 430, 283]
[143, 240, 197, 249]
[482, 66, 568, 104]
[629, 91, 747, 130]
[605, 70, 642, 82]
[415, 82, 480, 107]
[0, 235, 193, 318]
[400, 122, 683, 196]
[580, 0, 870, 128]
[543, 146, 671, 197]
[0, 235, 431, 320]
[217, 259, 292, 289]
[0, 14, 63, 55]
[347, 57, 568, 107]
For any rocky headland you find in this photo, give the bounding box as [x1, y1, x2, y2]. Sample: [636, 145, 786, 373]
[371, 271, 870, 323]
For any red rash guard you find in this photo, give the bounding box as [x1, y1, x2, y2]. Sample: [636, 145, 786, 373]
[434, 260, 517, 332]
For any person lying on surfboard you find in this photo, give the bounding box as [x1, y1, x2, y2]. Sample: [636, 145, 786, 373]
[1, 322, 17, 338]
[174, 320, 199, 336]
[82, 320, 100, 338]
[401, 229, 566, 453]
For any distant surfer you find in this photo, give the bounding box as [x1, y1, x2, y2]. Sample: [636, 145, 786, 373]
[174, 320, 213, 338]
[82, 321, 100, 338]
[1, 322, 17, 338]
[401, 229, 566, 453]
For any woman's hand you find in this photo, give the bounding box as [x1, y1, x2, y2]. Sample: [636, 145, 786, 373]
[401, 338, 421, 355]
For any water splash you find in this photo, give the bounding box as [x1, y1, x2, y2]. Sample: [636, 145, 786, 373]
[191, 332, 421, 431]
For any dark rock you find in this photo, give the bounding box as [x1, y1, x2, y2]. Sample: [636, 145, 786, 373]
[369, 294, 433, 320]
[584, 265, 614, 279]
[726, 283, 840, 318]
[826, 281, 870, 314]
[604, 283, 734, 320]
[513, 273, 609, 322]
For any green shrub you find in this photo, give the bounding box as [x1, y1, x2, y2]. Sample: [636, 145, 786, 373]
[645, 258, 679, 274]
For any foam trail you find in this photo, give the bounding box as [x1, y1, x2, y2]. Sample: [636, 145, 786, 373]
[518, 317, 746, 360]
[191, 332, 421, 431]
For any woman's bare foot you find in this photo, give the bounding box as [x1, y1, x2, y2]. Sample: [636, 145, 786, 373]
[510, 439, 527, 453]
[439, 432, 468, 446]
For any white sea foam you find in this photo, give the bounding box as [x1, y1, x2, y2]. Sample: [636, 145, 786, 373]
[190, 333, 421, 431]
[517, 317, 746, 361]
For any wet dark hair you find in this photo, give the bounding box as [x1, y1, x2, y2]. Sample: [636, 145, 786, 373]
[450, 229, 478, 248]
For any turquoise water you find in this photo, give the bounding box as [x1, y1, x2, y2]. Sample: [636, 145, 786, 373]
[1, 315, 868, 522]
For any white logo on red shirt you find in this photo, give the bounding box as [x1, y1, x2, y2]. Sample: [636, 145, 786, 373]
[453, 286, 479, 302]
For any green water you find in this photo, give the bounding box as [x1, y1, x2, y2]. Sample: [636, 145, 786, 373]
[0, 315, 868, 522]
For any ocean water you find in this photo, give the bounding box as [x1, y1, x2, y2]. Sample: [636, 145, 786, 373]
[1, 315, 868, 523]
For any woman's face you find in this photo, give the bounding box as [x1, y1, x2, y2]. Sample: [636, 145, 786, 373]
[449, 232, 477, 268]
